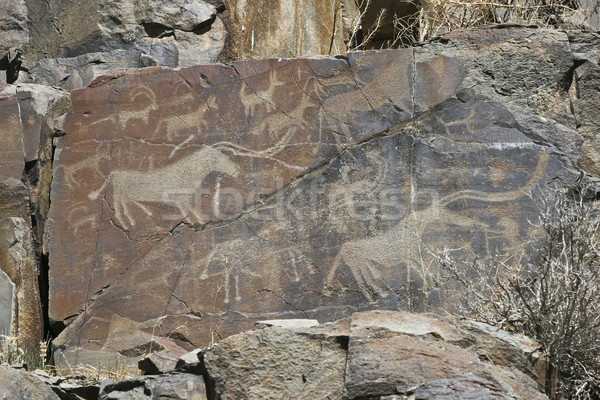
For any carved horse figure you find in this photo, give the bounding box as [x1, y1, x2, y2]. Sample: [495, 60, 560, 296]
[89, 146, 239, 229]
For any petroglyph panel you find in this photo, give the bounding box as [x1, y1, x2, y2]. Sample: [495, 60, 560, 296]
[47, 49, 581, 369]
[48, 51, 416, 325]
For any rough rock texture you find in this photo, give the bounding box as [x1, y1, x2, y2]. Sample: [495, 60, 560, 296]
[567, 31, 600, 176]
[342, 311, 546, 399]
[0, 312, 545, 399]
[99, 373, 207, 400]
[21, 0, 225, 66]
[45, 26, 595, 368]
[564, 0, 600, 30]
[0, 84, 69, 351]
[202, 311, 546, 399]
[204, 319, 350, 399]
[138, 349, 180, 375]
[0, 1, 29, 53]
[0, 0, 227, 89]
[222, 0, 346, 60]
[0, 366, 60, 400]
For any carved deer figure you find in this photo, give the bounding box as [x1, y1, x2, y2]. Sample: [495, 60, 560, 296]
[325, 152, 549, 302]
[88, 146, 239, 229]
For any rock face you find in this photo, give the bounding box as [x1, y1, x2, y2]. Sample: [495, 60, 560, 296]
[44, 26, 596, 368]
[222, 0, 346, 60]
[21, 0, 225, 66]
[0, 84, 69, 351]
[202, 311, 546, 399]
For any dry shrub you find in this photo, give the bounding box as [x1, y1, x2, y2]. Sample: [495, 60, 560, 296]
[50, 359, 136, 382]
[0, 334, 49, 370]
[433, 181, 600, 399]
[348, 0, 580, 50]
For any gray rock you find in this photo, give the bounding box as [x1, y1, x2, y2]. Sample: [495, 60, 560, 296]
[0, 269, 14, 334]
[343, 311, 546, 400]
[175, 349, 203, 374]
[413, 372, 511, 399]
[0, 0, 29, 52]
[138, 350, 179, 375]
[23, 50, 149, 91]
[0, 83, 69, 352]
[255, 319, 320, 329]
[99, 373, 207, 400]
[21, 0, 225, 69]
[0, 366, 60, 400]
[203, 322, 349, 400]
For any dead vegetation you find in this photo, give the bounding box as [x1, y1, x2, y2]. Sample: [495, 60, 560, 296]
[344, 0, 580, 51]
[432, 181, 600, 399]
[0, 334, 49, 371]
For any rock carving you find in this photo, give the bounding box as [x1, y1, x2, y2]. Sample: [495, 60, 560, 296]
[326, 153, 549, 302]
[88, 146, 239, 228]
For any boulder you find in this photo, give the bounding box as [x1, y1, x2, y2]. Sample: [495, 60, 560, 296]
[201, 311, 545, 399]
[0, 312, 551, 399]
[0, 1, 29, 52]
[203, 319, 349, 400]
[0, 366, 60, 400]
[98, 373, 207, 400]
[343, 311, 546, 399]
[138, 349, 179, 375]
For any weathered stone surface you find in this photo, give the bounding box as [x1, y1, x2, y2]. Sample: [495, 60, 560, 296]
[21, 0, 225, 68]
[572, 61, 600, 176]
[203, 320, 349, 400]
[457, 319, 544, 378]
[568, 32, 600, 175]
[0, 93, 25, 184]
[563, 0, 600, 30]
[0, 312, 549, 399]
[424, 26, 575, 125]
[23, 50, 156, 91]
[411, 373, 512, 399]
[0, 269, 14, 334]
[138, 349, 179, 375]
[0, 0, 29, 52]
[222, 0, 346, 60]
[46, 28, 591, 368]
[99, 373, 207, 400]
[0, 366, 60, 400]
[175, 349, 203, 374]
[47, 49, 416, 367]
[0, 218, 40, 350]
[343, 311, 546, 399]
[0, 84, 68, 350]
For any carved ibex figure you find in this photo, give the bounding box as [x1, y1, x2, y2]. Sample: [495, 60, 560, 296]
[326, 153, 549, 302]
[89, 146, 239, 229]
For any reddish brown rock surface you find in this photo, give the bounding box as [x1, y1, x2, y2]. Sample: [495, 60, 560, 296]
[47, 28, 586, 368]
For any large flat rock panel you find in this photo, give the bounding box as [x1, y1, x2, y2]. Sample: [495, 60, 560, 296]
[48, 46, 581, 368]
